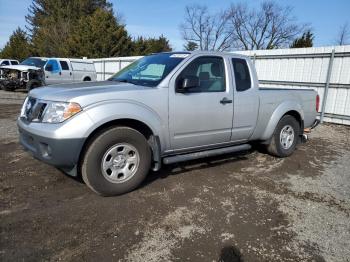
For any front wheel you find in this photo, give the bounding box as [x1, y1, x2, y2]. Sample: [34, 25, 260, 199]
[81, 127, 151, 196]
[266, 115, 300, 157]
[26, 79, 42, 91]
[0, 83, 15, 91]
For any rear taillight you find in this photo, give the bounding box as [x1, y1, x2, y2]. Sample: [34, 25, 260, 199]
[316, 94, 320, 112]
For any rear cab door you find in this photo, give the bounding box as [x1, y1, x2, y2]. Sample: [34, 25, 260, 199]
[168, 54, 234, 151]
[230, 56, 259, 141]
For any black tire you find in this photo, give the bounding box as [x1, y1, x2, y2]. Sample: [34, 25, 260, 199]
[1, 85, 14, 91]
[83, 77, 91, 81]
[26, 79, 42, 91]
[81, 126, 151, 196]
[266, 115, 300, 157]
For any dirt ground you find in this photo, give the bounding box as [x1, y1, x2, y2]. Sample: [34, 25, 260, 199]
[0, 98, 349, 262]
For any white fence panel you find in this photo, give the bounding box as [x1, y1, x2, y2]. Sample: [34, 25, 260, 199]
[237, 45, 350, 125]
[89, 56, 142, 81]
[90, 45, 350, 125]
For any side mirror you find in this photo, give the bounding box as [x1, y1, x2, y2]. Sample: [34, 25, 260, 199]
[177, 76, 199, 92]
[45, 64, 53, 72]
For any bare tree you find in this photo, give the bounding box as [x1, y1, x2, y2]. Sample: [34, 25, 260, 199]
[227, 1, 304, 50]
[335, 22, 349, 45]
[180, 5, 233, 51]
[180, 1, 305, 51]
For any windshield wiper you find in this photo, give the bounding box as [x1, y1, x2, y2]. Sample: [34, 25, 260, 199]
[109, 78, 136, 85]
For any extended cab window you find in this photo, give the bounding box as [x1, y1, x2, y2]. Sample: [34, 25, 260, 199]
[59, 61, 69, 70]
[11, 61, 19, 65]
[232, 58, 251, 92]
[177, 56, 226, 93]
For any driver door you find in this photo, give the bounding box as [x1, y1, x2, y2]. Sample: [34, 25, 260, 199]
[44, 59, 62, 85]
[168, 56, 234, 151]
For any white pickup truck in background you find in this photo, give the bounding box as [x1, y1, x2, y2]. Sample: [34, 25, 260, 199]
[0, 57, 97, 91]
[44, 58, 97, 85]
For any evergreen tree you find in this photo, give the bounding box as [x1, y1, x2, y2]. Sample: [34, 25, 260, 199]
[131, 36, 172, 55]
[0, 28, 32, 61]
[1, 0, 173, 58]
[67, 8, 133, 57]
[183, 41, 198, 51]
[290, 31, 314, 48]
[132, 37, 148, 55]
[26, 0, 113, 56]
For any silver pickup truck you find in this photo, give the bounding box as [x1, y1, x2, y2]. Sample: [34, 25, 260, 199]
[17, 51, 319, 196]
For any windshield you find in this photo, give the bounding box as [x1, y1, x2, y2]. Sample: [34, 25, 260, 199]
[20, 58, 47, 68]
[109, 53, 189, 87]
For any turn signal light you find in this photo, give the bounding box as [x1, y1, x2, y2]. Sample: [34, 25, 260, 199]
[63, 102, 82, 119]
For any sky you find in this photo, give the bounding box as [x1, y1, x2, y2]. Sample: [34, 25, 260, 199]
[0, 0, 349, 51]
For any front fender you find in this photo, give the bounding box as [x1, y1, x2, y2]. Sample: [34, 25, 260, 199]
[83, 100, 166, 149]
[261, 100, 304, 140]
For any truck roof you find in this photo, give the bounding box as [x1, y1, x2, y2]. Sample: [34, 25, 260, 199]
[50, 57, 93, 63]
[154, 51, 250, 59]
[25, 57, 92, 64]
[28, 57, 48, 60]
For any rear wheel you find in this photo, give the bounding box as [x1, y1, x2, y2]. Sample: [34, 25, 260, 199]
[81, 126, 151, 196]
[266, 115, 300, 157]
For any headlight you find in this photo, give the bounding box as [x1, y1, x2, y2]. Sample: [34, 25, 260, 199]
[20, 97, 29, 117]
[42, 102, 82, 123]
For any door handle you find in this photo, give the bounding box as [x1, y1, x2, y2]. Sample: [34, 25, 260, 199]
[220, 97, 233, 104]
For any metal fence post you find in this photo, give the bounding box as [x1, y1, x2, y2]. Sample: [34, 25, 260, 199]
[320, 48, 335, 123]
[103, 60, 106, 80]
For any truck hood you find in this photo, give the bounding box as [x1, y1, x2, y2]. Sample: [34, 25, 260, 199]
[0, 65, 41, 71]
[29, 81, 155, 107]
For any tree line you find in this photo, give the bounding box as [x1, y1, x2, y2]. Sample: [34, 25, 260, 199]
[1, 0, 349, 60]
[0, 0, 171, 60]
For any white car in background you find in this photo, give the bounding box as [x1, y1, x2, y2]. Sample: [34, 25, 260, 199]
[0, 57, 97, 91]
[0, 59, 20, 66]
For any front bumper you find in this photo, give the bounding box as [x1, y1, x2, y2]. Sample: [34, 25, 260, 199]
[0, 79, 24, 89]
[18, 120, 85, 171]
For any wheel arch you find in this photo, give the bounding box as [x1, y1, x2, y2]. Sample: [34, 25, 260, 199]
[261, 101, 304, 141]
[284, 110, 304, 132]
[78, 118, 161, 175]
[83, 76, 91, 81]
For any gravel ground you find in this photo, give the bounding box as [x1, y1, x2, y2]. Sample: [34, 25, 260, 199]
[0, 99, 349, 262]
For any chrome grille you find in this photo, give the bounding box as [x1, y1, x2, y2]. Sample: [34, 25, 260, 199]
[22, 97, 47, 122]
